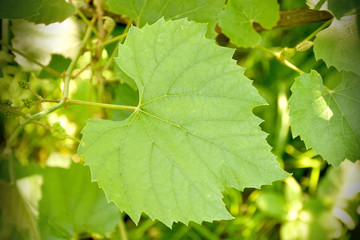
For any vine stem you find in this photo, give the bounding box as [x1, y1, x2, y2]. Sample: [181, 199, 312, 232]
[118, 217, 128, 240]
[296, 18, 333, 48]
[255, 46, 304, 74]
[103, 20, 133, 71]
[62, 17, 96, 99]
[76, 8, 101, 38]
[1, 101, 66, 158]
[40, 99, 136, 110]
[0, 40, 63, 78]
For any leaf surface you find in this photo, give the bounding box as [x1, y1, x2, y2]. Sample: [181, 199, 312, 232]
[289, 70, 360, 166]
[26, 0, 75, 25]
[218, 0, 279, 47]
[38, 164, 120, 239]
[0, 0, 42, 19]
[103, 0, 224, 37]
[78, 19, 289, 226]
[313, 15, 360, 75]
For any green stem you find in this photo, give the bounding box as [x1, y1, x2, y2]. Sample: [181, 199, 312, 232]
[103, 20, 133, 71]
[93, 31, 128, 49]
[62, 17, 95, 99]
[1, 19, 9, 53]
[1, 101, 65, 157]
[297, 18, 333, 47]
[67, 99, 137, 110]
[28, 88, 43, 100]
[190, 223, 219, 240]
[255, 46, 304, 74]
[275, 83, 290, 157]
[77, 8, 101, 38]
[309, 164, 321, 194]
[118, 217, 128, 240]
[0, 40, 63, 78]
[0, 105, 30, 119]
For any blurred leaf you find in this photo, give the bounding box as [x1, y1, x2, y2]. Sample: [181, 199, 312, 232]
[78, 18, 289, 227]
[38, 54, 71, 79]
[289, 70, 360, 166]
[103, 0, 225, 37]
[318, 160, 360, 229]
[281, 199, 342, 240]
[0, 180, 40, 240]
[256, 192, 287, 219]
[38, 163, 120, 239]
[0, 67, 3, 78]
[10, 18, 81, 71]
[218, 0, 279, 47]
[328, 0, 360, 19]
[26, 0, 75, 25]
[0, 0, 42, 19]
[284, 177, 303, 214]
[314, 15, 360, 75]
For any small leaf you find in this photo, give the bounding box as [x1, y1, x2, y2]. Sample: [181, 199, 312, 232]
[218, 0, 279, 47]
[103, 0, 225, 37]
[26, 0, 75, 25]
[289, 70, 360, 166]
[78, 18, 289, 226]
[0, 0, 42, 19]
[313, 15, 360, 75]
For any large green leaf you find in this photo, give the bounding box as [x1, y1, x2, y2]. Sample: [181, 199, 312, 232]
[103, 0, 225, 37]
[78, 18, 289, 226]
[289, 70, 360, 166]
[38, 163, 120, 239]
[0, 0, 42, 19]
[26, 0, 75, 25]
[218, 0, 279, 48]
[313, 15, 360, 75]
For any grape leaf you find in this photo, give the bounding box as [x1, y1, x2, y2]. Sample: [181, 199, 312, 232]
[103, 0, 225, 37]
[0, 0, 42, 19]
[289, 70, 360, 166]
[26, 0, 75, 25]
[38, 164, 120, 239]
[78, 18, 289, 226]
[218, 0, 279, 48]
[313, 15, 360, 75]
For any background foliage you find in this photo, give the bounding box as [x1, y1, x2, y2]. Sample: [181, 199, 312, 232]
[0, 0, 359, 239]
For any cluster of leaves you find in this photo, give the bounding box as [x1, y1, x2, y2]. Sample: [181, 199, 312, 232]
[0, 0, 359, 239]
